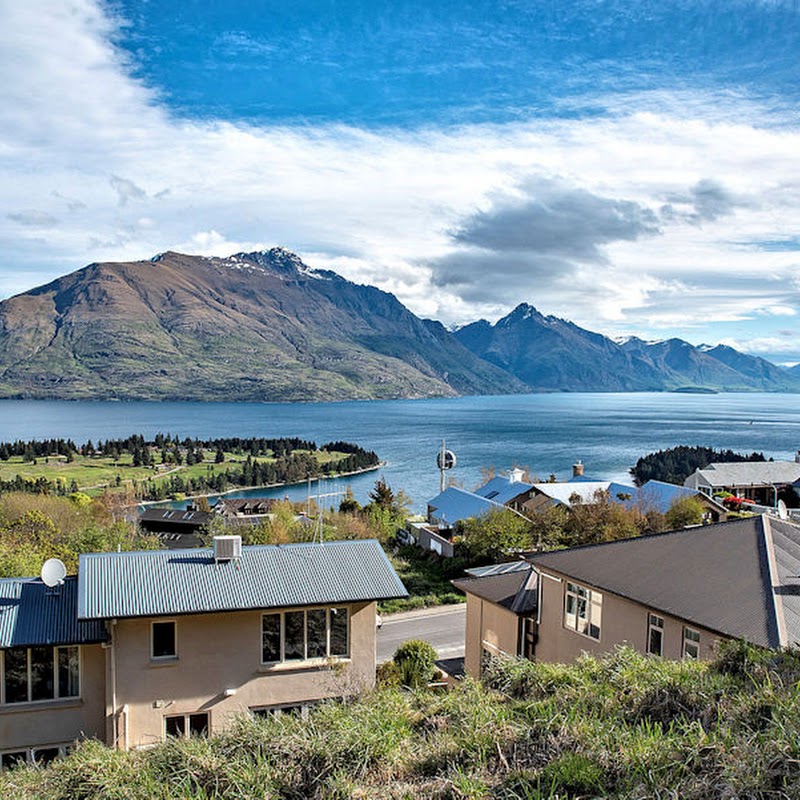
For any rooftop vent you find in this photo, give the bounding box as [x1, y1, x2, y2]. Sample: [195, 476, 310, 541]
[213, 535, 242, 562]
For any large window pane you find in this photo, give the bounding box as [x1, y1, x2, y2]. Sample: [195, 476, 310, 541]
[57, 647, 79, 698]
[1, 752, 27, 770]
[4, 648, 28, 704]
[165, 715, 186, 737]
[262, 614, 281, 662]
[29, 646, 54, 701]
[189, 713, 209, 737]
[330, 608, 348, 657]
[306, 609, 327, 659]
[284, 611, 305, 661]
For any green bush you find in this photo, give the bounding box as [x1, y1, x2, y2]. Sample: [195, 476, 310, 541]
[393, 639, 438, 688]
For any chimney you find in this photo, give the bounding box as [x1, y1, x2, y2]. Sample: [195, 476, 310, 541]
[572, 460, 584, 478]
[213, 535, 242, 562]
[509, 467, 525, 484]
[795, 450, 800, 464]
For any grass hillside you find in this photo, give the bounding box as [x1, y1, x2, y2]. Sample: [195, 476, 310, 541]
[4, 644, 800, 798]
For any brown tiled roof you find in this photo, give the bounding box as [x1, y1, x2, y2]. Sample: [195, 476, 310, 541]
[530, 515, 797, 648]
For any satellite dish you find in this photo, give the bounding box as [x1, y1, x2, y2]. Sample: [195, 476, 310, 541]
[436, 449, 457, 470]
[41, 558, 66, 588]
[778, 499, 788, 520]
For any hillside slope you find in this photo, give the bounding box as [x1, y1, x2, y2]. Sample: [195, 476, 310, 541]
[0, 249, 525, 401]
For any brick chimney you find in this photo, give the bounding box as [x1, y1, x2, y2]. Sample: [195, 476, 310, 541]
[572, 460, 584, 478]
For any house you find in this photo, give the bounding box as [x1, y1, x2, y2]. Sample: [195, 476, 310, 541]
[684, 460, 800, 507]
[212, 497, 280, 519]
[137, 507, 214, 548]
[454, 515, 800, 676]
[0, 537, 406, 762]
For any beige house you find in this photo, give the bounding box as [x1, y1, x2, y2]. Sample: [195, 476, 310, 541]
[1, 537, 406, 763]
[455, 515, 799, 676]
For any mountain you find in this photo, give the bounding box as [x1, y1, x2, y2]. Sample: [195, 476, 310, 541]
[0, 249, 525, 401]
[455, 303, 800, 393]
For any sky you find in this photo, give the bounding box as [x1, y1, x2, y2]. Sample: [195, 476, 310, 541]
[2, 0, 800, 361]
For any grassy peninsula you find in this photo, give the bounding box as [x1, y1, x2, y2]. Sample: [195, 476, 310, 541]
[3, 644, 799, 799]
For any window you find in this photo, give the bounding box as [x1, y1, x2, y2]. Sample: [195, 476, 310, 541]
[151, 621, 177, 660]
[563, 582, 602, 640]
[1, 745, 71, 771]
[1, 752, 27, 771]
[647, 614, 664, 657]
[1, 646, 79, 704]
[251, 702, 314, 719]
[261, 607, 349, 664]
[682, 627, 700, 659]
[165, 712, 208, 738]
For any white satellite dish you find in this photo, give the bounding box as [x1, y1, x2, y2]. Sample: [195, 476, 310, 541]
[778, 499, 789, 520]
[41, 558, 66, 588]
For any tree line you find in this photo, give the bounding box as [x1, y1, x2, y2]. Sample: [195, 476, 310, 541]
[630, 445, 767, 486]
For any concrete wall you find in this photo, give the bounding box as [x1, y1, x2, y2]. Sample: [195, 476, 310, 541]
[463, 594, 519, 678]
[109, 601, 376, 750]
[0, 644, 106, 753]
[535, 568, 721, 663]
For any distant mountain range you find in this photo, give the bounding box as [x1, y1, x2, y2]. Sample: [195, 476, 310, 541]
[0, 249, 523, 401]
[454, 303, 800, 393]
[0, 250, 796, 400]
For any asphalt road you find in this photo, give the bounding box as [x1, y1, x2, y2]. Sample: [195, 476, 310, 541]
[377, 604, 466, 663]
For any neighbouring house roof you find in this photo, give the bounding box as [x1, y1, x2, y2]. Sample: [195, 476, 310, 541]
[530, 515, 800, 649]
[465, 561, 532, 578]
[213, 498, 279, 516]
[615, 480, 726, 515]
[529, 481, 614, 507]
[688, 461, 800, 489]
[139, 508, 214, 527]
[473, 475, 534, 505]
[452, 566, 538, 615]
[78, 539, 407, 620]
[0, 576, 107, 649]
[427, 486, 506, 525]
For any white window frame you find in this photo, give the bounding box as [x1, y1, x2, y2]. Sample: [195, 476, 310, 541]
[261, 606, 349, 665]
[0, 645, 81, 705]
[682, 626, 700, 659]
[647, 613, 664, 657]
[1, 743, 72, 770]
[563, 581, 602, 641]
[164, 711, 210, 739]
[250, 701, 316, 720]
[151, 620, 177, 661]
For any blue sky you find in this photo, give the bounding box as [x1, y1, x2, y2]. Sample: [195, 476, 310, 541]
[2, 0, 800, 361]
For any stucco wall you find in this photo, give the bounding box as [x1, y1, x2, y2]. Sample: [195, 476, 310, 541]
[463, 594, 519, 678]
[109, 601, 376, 750]
[535, 569, 721, 664]
[0, 644, 106, 753]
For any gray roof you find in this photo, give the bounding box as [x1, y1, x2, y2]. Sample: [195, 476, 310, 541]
[691, 461, 800, 488]
[530, 515, 798, 648]
[78, 539, 407, 620]
[453, 567, 538, 615]
[0, 576, 106, 648]
[465, 561, 532, 578]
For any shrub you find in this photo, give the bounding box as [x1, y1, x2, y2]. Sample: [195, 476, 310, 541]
[394, 639, 438, 688]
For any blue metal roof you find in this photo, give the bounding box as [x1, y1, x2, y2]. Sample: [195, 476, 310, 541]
[473, 476, 533, 505]
[427, 486, 504, 525]
[78, 539, 407, 620]
[0, 576, 107, 649]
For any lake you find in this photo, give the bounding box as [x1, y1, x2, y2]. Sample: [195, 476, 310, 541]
[1, 393, 799, 512]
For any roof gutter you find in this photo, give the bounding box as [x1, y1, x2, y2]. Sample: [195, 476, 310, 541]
[761, 518, 788, 648]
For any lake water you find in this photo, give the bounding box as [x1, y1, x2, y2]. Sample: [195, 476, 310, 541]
[1, 393, 799, 512]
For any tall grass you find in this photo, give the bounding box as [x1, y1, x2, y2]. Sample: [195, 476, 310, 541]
[5, 644, 800, 798]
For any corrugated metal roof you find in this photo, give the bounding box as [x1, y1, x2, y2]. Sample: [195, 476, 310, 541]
[767, 518, 800, 647]
[0, 576, 106, 648]
[473, 476, 533, 505]
[465, 561, 531, 578]
[530, 481, 612, 506]
[427, 486, 504, 525]
[692, 461, 800, 488]
[78, 539, 407, 620]
[531, 516, 780, 647]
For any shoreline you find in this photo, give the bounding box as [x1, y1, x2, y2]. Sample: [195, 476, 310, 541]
[135, 462, 384, 508]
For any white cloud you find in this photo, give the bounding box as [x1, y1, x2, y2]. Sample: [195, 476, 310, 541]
[0, 0, 799, 358]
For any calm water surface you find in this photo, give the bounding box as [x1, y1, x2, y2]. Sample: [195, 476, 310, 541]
[1, 394, 798, 511]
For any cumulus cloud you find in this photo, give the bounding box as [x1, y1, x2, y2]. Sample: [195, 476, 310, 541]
[661, 178, 749, 225]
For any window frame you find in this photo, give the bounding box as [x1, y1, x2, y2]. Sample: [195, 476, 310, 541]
[563, 581, 602, 641]
[1, 744, 72, 770]
[164, 711, 209, 739]
[646, 613, 664, 657]
[151, 620, 178, 661]
[260, 606, 350, 665]
[682, 626, 701, 659]
[0, 645, 81, 705]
